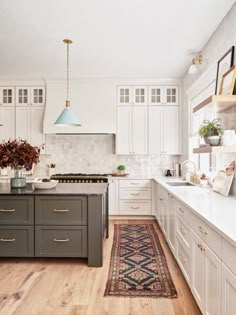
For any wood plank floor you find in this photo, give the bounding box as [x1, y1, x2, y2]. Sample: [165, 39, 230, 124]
[0, 220, 201, 315]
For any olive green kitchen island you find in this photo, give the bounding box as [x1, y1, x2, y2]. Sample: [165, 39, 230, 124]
[0, 183, 109, 267]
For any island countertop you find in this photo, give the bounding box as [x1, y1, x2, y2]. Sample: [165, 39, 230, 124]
[0, 183, 108, 195]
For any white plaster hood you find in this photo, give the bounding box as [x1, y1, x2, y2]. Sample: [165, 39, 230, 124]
[43, 79, 116, 134]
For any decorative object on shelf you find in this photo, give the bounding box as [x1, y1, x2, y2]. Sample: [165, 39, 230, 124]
[165, 169, 172, 176]
[215, 46, 234, 95]
[0, 139, 40, 188]
[198, 118, 223, 144]
[212, 161, 235, 197]
[219, 65, 236, 96]
[54, 39, 81, 126]
[200, 174, 208, 187]
[207, 135, 221, 146]
[188, 54, 203, 74]
[117, 164, 125, 174]
[47, 163, 56, 177]
[222, 130, 236, 146]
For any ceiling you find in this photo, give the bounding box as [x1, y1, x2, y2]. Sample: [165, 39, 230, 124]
[0, 0, 235, 79]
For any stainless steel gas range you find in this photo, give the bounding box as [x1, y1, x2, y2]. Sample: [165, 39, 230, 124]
[50, 173, 109, 183]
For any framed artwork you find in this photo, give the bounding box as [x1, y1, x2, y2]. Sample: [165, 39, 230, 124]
[219, 65, 236, 95]
[215, 46, 234, 95]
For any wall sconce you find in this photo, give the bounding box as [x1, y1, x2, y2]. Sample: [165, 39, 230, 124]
[188, 54, 203, 74]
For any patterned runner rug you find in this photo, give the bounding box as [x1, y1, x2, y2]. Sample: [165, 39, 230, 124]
[104, 224, 178, 298]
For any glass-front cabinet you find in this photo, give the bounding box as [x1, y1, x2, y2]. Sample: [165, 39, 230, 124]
[16, 87, 45, 106]
[117, 86, 147, 105]
[0, 87, 15, 106]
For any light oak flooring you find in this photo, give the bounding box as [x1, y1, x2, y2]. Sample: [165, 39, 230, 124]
[0, 220, 201, 315]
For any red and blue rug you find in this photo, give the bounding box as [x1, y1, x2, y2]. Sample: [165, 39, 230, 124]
[104, 224, 177, 298]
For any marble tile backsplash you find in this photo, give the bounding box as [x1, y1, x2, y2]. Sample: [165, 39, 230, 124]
[34, 134, 179, 177]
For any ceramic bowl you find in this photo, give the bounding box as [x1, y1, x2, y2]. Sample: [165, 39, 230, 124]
[207, 136, 221, 146]
[33, 179, 58, 190]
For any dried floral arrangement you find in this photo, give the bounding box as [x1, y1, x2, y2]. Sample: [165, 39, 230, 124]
[0, 139, 40, 170]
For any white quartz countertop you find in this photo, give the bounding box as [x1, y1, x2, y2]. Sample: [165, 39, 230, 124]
[154, 176, 236, 246]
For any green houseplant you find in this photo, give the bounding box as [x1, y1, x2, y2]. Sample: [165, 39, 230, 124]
[117, 165, 126, 174]
[198, 118, 223, 144]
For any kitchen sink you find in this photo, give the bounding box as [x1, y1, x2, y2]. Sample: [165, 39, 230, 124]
[166, 182, 195, 186]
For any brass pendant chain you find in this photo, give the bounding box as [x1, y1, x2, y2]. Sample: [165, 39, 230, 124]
[67, 41, 69, 103]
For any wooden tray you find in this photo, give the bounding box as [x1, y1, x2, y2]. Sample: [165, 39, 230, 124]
[111, 173, 129, 177]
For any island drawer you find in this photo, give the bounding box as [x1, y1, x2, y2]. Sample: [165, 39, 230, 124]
[0, 226, 34, 257]
[35, 196, 87, 225]
[120, 188, 151, 200]
[0, 196, 34, 225]
[119, 179, 151, 188]
[175, 200, 192, 223]
[35, 226, 87, 257]
[176, 214, 191, 251]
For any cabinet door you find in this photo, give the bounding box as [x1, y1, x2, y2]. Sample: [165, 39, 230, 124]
[117, 86, 131, 105]
[159, 198, 168, 238]
[163, 106, 180, 154]
[222, 263, 236, 315]
[154, 182, 160, 222]
[132, 86, 147, 105]
[31, 87, 45, 106]
[116, 106, 132, 154]
[0, 107, 15, 141]
[16, 87, 30, 106]
[192, 231, 205, 313]
[205, 244, 221, 315]
[168, 193, 176, 254]
[15, 107, 30, 140]
[148, 106, 162, 154]
[30, 107, 46, 152]
[164, 86, 178, 105]
[132, 106, 147, 154]
[108, 179, 119, 215]
[0, 87, 15, 106]
[148, 86, 164, 105]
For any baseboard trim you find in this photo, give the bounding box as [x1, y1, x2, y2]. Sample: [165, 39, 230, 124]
[109, 215, 155, 220]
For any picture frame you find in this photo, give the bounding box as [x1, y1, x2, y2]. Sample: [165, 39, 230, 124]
[219, 65, 236, 95]
[215, 46, 234, 95]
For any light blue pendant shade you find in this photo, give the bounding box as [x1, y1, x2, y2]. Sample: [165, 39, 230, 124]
[54, 106, 81, 126]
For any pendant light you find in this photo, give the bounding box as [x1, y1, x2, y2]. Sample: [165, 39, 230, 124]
[54, 39, 81, 126]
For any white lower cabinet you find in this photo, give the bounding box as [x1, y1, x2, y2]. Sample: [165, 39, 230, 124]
[168, 193, 176, 254]
[222, 263, 236, 315]
[176, 234, 191, 284]
[108, 179, 119, 215]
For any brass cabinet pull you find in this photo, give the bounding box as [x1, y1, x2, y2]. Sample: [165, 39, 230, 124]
[131, 193, 140, 196]
[130, 183, 139, 185]
[198, 243, 206, 251]
[131, 206, 140, 209]
[179, 208, 184, 213]
[199, 226, 208, 235]
[53, 209, 69, 213]
[53, 238, 69, 242]
[179, 254, 187, 263]
[0, 238, 16, 242]
[0, 209, 15, 212]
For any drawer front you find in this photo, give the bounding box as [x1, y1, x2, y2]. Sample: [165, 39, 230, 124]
[176, 235, 191, 284]
[119, 179, 151, 188]
[191, 212, 221, 258]
[119, 200, 151, 215]
[0, 196, 34, 225]
[35, 226, 87, 257]
[175, 200, 191, 223]
[35, 196, 87, 225]
[222, 238, 236, 276]
[0, 226, 34, 257]
[176, 214, 191, 251]
[120, 188, 151, 200]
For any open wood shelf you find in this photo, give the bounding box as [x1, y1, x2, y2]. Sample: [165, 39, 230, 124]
[193, 95, 236, 113]
[193, 146, 236, 154]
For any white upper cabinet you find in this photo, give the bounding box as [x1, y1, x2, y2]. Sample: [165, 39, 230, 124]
[16, 87, 45, 106]
[117, 86, 147, 105]
[148, 106, 162, 154]
[0, 87, 15, 106]
[148, 86, 178, 105]
[0, 107, 15, 141]
[116, 106, 147, 154]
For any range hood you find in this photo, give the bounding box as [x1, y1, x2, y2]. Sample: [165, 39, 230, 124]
[43, 80, 116, 134]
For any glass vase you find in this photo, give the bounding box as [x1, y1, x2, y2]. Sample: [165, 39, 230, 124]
[11, 167, 26, 188]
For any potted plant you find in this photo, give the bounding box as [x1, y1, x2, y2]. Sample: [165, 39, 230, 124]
[0, 139, 40, 187]
[198, 118, 223, 145]
[117, 164, 126, 174]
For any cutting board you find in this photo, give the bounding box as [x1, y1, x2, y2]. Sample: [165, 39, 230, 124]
[212, 170, 234, 197]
